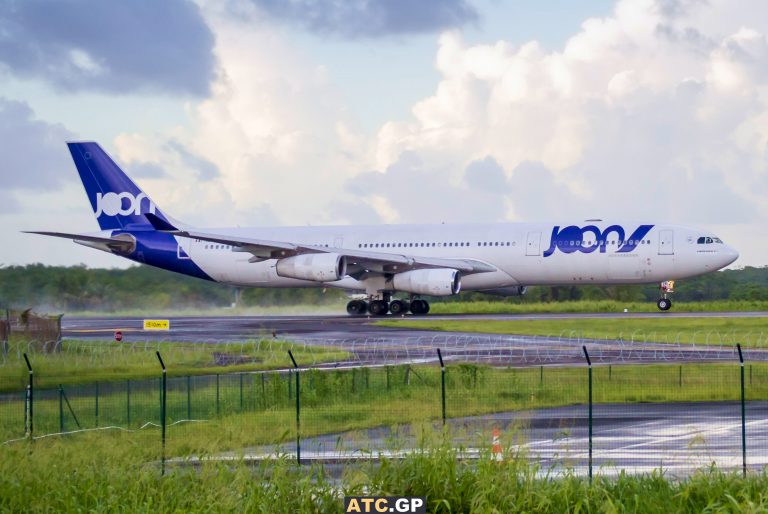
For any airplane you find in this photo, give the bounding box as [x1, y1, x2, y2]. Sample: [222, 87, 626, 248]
[27, 142, 739, 316]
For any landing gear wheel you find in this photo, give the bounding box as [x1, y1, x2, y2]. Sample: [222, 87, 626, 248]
[389, 300, 408, 315]
[346, 300, 368, 316]
[410, 299, 430, 315]
[369, 299, 389, 316]
[657, 298, 672, 311]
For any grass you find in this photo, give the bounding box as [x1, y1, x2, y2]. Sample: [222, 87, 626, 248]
[2, 431, 768, 513]
[376, 317, 768, 347]
[429, 299, 768, 314]
[3, 362, 767, 449]
[0, 337, 350, 392]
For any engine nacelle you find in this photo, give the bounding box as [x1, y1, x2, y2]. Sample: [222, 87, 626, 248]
[392, 268, 461, 296]
[480, 286, 528, 297]
[276, 253, 347, 282]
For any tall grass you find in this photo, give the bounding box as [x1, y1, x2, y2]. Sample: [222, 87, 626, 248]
[2, 432, 768, 513]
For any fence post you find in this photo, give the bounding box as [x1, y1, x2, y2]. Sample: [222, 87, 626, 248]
[187, 375, 191, 419]
[608, 365, 612, 381]
[582, 346, 592, 484]
[737, 343, 746, 477]
[540, 365, 543, 385]
[352, 368, 356, 393]
[240, 373, 244, 411]
[156, 351, 167, 477]
[23, 353, 33, 440]
[95, 382, 99, 428]
[386, 366, 391, 391]
[261, 373, 266, 408]
[288, 350, 301, 465]
[216, 374, 220, 416]
[59, 385, 65, 433]
[678, 366, 682, 388]
[127, 379, 131, 427]
[436, 349, 446, 426]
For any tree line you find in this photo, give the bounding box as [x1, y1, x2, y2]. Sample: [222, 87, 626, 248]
[0, 263, 766, 312]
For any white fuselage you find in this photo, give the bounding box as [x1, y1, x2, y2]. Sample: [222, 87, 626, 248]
[178, 221, 738, 293]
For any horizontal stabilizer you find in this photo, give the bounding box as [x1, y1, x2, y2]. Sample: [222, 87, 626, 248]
[24, 231, 136, 254]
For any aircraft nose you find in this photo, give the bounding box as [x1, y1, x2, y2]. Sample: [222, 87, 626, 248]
[720, 245, 739, 267]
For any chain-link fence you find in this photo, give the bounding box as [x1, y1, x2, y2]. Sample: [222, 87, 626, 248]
[2, 343, 767, 479]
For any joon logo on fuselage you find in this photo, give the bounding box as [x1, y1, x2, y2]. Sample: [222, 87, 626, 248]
[543, 224, 654, 258]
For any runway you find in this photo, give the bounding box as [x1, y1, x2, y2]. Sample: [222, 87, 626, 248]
[199, 401, 768, 477]
[63, 312, 768, 367]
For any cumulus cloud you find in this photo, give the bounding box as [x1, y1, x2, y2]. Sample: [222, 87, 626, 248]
[373, 0, 768, 229]
[247, 0, 478, 38]
[0, 0, 215, 95]
[0, 98, 75, 190]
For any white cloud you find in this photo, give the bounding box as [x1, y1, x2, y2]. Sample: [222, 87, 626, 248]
[111, 0, 768, 266]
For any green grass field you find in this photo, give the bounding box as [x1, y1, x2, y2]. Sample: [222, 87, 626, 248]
[0, 338, 349, 392]
[428, 299, 768, 314]
[377, 316, 768, 347]
[2, 431, 768, 513]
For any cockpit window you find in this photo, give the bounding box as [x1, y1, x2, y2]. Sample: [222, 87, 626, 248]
[697, 236, 724, 244]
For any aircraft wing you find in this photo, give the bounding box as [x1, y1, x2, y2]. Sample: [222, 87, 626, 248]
[170, 228, 497, 276]
[24, 231, 136, 253]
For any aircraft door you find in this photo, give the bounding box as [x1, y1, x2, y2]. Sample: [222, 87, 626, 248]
[526, 232, 541, 256]
[658, 229, 674, 255]
[333, 236, 344, 249]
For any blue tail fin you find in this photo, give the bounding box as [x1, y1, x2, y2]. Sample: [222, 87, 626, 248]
[68, 142, 171, 231]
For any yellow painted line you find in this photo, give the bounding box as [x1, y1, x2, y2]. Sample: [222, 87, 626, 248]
[68, 328, 141, 333]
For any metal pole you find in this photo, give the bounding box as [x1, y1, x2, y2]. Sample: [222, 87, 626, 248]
[582, 346, 592, 484]
[679, 366, 682, 388]
[59, 385, 65, 433]
[737, 343, 746, 477]
[156, 351, 167, 477]
[95, 382, 99, 428]
[540, 365, 543, 385]
[288, 350, 300, 465]
[216, 374, 220, 416]
[352, 368, 356, 393]
[437, 349, 446, 426]
[187, 375, 191, 420]
[127, 379, 131, 427]
[608, 365, 612, 381]
[261, 373, 266, 408]
[23, 353, 32, 441]
[240, 373, 244, 411]
[386, 366, 391, 390]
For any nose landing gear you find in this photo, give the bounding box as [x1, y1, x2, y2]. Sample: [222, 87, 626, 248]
[657, 280, 675, 311]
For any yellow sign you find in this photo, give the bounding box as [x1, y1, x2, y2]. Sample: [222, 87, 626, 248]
[143, 319, 170, 331]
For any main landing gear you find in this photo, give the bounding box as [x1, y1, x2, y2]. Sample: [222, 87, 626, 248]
[657, 280, 675, 311]
[346, 296, 430, 316]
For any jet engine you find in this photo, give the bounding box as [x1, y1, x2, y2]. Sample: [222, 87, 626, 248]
[480, 286, 528, 297]
[392, 268, 461, 296]
[276, 253, 347, 282]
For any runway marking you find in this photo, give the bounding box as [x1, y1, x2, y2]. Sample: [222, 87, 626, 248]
[68, 329, 141, 333]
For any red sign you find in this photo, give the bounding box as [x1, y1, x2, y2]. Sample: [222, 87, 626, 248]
[114, 331, 123, 342]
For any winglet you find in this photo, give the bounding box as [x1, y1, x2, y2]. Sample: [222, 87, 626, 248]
[145, 213, 178, 232]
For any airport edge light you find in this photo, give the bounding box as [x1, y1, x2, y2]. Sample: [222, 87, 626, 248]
[344, 496, 426, 514]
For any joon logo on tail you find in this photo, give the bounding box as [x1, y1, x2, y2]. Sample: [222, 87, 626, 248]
[543, 224, 654, 257]
[95, 192, 156, 217]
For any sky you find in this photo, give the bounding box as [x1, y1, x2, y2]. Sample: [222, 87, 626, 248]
[0, 0, 766, 269]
